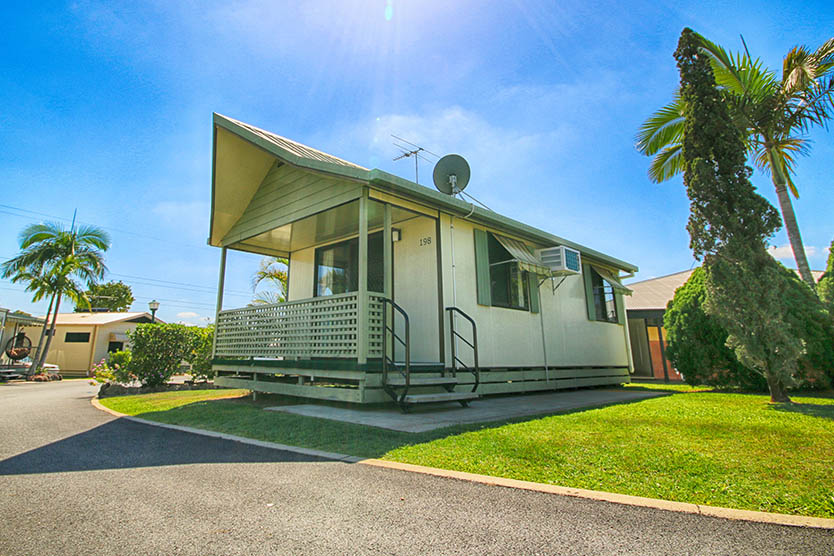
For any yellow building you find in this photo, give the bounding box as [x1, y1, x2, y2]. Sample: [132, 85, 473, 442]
[25, 312, 160, 376]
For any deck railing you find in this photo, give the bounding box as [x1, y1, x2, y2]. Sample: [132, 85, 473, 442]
[214, 292, 384, 360]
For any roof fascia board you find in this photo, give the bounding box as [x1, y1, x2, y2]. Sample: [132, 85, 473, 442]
[213, 114, 370, 182]
[369, 169, 637, 273]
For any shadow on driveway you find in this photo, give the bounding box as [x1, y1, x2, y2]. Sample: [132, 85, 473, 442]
[0, 417, 329, 476]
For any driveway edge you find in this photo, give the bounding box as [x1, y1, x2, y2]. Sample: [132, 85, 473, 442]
[91, 397, 834, 530]
[90, 397, 361, 463]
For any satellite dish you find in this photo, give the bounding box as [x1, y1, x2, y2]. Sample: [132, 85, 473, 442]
[433, 154, 470, 195]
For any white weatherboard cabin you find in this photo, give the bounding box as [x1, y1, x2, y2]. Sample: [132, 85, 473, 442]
[210, 114, 638, 411]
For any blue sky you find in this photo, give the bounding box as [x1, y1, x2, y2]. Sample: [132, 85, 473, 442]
[2, 0, 833, 324]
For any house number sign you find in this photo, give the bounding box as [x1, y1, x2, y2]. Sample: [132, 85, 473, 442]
[419, 236, 432, 247]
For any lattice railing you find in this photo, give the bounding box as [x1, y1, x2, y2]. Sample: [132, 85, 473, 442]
[215, 292, 385, 360]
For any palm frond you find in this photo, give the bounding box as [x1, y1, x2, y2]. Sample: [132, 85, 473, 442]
[635, 94, 684, 156]
[648, 144, 685, 183]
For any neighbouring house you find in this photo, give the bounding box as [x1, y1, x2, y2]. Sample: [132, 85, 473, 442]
[1, 308, 46, 374]
[23, 312, 161, 376]
[625, 269, 824, 382]
[209, 114, 638, 410]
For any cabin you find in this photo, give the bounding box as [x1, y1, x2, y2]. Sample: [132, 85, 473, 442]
[23, 312, 160, 376]
[209, 114, 638, 410]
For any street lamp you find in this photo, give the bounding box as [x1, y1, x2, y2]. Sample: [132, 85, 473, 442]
[148, 300, 160, 323]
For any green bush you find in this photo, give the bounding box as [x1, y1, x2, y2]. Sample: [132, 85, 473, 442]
[186, 325, 214, 382]
[665, 266, 834, 390]
[91, 359, 116, 383]
[127, 324, 194, 387]
[107, 349, 134, 383]
[664, 268, 764, 389]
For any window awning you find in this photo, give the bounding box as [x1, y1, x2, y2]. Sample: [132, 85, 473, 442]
[109, 333, 129, 342]
[594, 266, 633, 296]
[493, 234, 551, 276]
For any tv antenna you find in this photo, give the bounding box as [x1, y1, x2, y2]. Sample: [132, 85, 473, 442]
[392, 135, 439, 184]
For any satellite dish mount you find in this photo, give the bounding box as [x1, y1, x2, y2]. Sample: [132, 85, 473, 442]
[433, 154, 470, 196]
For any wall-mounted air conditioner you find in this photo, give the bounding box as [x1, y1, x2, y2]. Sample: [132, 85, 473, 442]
[537, 245, 581, 275]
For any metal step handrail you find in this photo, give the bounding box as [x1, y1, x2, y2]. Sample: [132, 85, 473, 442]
[381, 298, 411, 394]
[446, 307, 480, 393]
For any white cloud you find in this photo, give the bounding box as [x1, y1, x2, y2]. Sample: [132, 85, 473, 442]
[767, 244, 819, 260]
[176, 311, 199, 319]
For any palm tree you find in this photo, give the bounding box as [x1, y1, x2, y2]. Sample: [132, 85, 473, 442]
[251, 256, 288, 305]
[636, 33, 834, 287]
[1, 222, 110, 371]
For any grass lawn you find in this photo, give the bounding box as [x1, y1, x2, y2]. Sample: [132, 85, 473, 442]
[99, 386, 834, 518]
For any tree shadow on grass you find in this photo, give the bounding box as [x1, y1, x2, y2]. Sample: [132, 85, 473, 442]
[771, 402, 834, 421]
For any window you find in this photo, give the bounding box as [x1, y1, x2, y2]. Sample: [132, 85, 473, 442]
[65, 332, 91, 343]
[487, 233, 530, 310]
[314, 232, 384, 296]
[108, 341, 124, 353]
[587, 266, 619, 323]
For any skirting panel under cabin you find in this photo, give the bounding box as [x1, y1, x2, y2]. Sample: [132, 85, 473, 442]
[213, 363, 630, 405]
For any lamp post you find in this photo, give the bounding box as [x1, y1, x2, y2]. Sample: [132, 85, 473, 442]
[148, 300, 160, 323]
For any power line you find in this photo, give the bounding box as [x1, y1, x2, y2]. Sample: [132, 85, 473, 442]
[0, 203, 206, 252]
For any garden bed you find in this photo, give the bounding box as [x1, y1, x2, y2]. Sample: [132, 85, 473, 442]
[97, 381, 227, 398]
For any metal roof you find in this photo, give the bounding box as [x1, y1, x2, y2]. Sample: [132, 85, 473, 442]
[0, 309, 45, 327]
[211, 114, 638, 273]
[215, 114, 367, 172]
[626, 269, 824, 311]
[35, 312, 161, 326]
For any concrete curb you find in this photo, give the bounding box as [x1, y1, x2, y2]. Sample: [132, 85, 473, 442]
[90, 398, 834, 530]
[360, 459, 834, 530]
[90, 397, 361, 463]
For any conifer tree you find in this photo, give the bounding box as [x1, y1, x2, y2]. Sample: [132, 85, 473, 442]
[675, 28, 803, 402]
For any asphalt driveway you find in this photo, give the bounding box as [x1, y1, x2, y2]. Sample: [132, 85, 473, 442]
[0, 380, 830, 555]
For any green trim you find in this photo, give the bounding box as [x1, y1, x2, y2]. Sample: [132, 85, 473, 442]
[615, 292, 626, 326]
[529, 274, 540, 314]
[213, 113, 370, 183]
[212, 358, 383, 372]
[582, 263, 596, 321]
[473, 228, 492, 306]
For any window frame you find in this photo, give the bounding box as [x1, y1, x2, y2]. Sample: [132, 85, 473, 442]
[313, 231, 386, 297]
[589, 267, 619, 324]
[65, 332, 91, 343]
[486, 233, 531, 312]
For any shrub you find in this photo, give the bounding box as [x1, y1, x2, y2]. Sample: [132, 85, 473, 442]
[665, 266, 834, 390]
[186, 325, 215, 382]
[664, 268, 764, 389]
[107, 349, 134, 383]
[91, 359, 116, 383]
[127, 324, 194, 387]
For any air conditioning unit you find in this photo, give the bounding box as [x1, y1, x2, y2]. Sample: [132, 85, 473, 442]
[537, 245, 581, 275]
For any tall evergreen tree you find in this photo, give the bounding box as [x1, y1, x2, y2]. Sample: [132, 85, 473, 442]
[637, 33, 834, 287]
[675, 28, 802, 403]
[818, 239, 834, 310]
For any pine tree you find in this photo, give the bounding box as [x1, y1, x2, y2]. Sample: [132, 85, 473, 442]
[675, 28, 803, 403]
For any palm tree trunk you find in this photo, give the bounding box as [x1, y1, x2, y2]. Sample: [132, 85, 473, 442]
[30, 293, 55, 372]
[773, 182, 815, 288]
[36, 294, 61, 371]
[767, 149, 815, 288]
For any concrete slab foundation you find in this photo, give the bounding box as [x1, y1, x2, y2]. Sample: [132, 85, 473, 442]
[265, 388, 666, 432]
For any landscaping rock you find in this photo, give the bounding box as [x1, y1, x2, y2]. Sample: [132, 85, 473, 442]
[97, 381, 224, 398]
